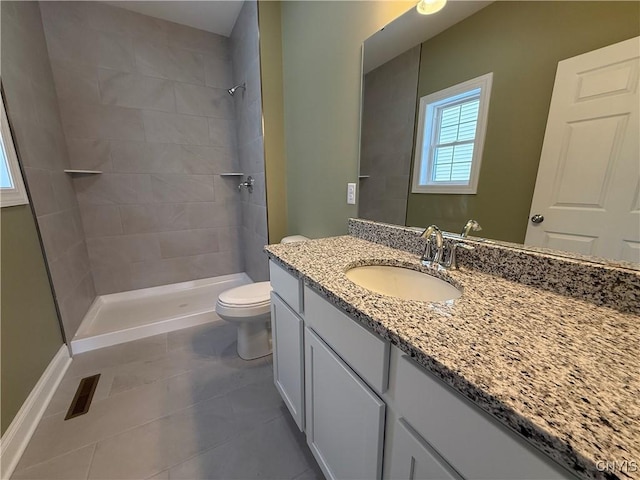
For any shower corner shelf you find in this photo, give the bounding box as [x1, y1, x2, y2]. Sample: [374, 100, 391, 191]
[64, 169, 103, 175]
[219, 172, 244, 177]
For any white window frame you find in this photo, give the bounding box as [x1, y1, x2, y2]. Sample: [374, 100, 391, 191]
[412, 72, 493, 195]
[1, 96, 29, 207]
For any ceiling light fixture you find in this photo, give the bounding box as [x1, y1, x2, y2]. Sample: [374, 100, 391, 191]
[416, 0, 447, 15]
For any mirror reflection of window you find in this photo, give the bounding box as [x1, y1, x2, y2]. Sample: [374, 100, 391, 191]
[412, 72, 492, 195]
[0, 97, 29, 207]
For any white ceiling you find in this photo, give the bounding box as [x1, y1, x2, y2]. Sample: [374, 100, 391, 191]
[107, 1, 244, 37]
[364, 1, 493, 73]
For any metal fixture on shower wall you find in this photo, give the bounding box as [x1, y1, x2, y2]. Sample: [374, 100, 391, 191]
[227, 83, 246, 96]
[238, 176, 254, 193]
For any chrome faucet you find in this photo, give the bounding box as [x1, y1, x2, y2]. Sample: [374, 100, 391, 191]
[420, 225, 444, 266]
[461, 219, 482, 238]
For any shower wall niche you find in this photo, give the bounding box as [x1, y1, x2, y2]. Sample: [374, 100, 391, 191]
[39, 1, 260, 296]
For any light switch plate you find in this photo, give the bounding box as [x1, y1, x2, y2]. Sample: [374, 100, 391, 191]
[347, 183, 356, 204]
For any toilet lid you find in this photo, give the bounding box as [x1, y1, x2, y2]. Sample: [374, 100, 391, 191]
[218, 282, 272, 308]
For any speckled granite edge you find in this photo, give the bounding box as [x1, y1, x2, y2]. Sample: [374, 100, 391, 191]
[348, 218, 640, 315]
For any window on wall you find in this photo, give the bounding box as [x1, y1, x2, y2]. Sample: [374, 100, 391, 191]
[1, 97, 28, 207]
[412, 72, 493, 194]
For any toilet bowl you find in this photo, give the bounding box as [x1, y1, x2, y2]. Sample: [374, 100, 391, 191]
[215, 235, 309, 360]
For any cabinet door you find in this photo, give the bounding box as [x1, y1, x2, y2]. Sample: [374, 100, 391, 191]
[387, 418, 462, 480]
[271, 292, 304, 431]
[305, 327, 385, 480]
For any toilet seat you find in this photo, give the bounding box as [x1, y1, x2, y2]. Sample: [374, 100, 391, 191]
[216, 282, 272, 318]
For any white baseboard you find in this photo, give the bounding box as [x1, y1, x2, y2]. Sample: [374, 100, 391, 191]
[0, 345, 71, 479]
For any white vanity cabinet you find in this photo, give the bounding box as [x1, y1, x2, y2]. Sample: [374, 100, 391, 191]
[270, 292, 304, 431]
[386, 418, 462, 480]
[268, 260, 576, 480]
[387, 351, 575, 480]
[305, 327, 386, 480]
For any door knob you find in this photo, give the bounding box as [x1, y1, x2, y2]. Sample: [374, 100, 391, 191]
[531, 214, 544, 224]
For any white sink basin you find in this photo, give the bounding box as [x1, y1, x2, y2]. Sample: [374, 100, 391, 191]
[345, 265, 462, 302]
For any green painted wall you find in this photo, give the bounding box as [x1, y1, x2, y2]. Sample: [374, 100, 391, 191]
[259, 1, 288, 244]
[406, 1, 640, 243]
[280, 1, 414, 238]
[1, 205, 63, 435]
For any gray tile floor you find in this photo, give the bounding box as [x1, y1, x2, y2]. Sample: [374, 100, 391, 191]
[12, 323, 323, 480]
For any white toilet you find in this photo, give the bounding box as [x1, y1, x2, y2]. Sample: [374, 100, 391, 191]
[215, 235, 309, 360]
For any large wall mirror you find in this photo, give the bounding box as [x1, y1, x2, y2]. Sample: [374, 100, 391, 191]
[359, 1, 640, 265]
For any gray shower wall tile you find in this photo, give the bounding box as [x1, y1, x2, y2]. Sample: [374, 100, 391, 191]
[186, 201, 242, 229]
[218, 226, 242, 252]
[236, 124, 264, 174]
[158, 229, 220, 259]
[208, 118, 238, 149]
[85, 2, 165, 44]
[110, 141, 237, 175]
[23, 167, 58, 216]
[237, 98, 263, 144]
[242, 227, 269, 282]
[91, 264, 135, 296]
[150, 174, 215, 203]
[142, 110, 210, 145]
[37, 209, 85, 263]
[73, 174, 153, 206]
[50, 60, 100, 104]
[66, 139, 113, 172]
[129, 250, 242, 291]
[59, 101, 145, 141]
[11, 121, 68, 171]
[39, 1, 89, 34]
[134, 40, 205, 85]
[50, 171, 79, 212]
[79, 205, 124, 238]
[43, 20, 135, 73]
[175, 83, 235, 119]
[58, 272, 96, 339]
[230, 1, 268, 282]
[98, 70, 176, 112]
[48, 241, 93, 303]
[119, 203, 190, 234]
[167, 21, 229, 58]
[205, 55, 234, 89]
[213, 177, 241, 203]
[3, 1, 96, 340]
[87, 233, 161, 269]
[38, 1, 243, 295]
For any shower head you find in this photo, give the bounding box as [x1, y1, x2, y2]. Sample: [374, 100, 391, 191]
[227, 83, 246, 96]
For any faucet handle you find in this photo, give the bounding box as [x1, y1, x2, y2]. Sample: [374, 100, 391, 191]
[444, 241, 475, 269]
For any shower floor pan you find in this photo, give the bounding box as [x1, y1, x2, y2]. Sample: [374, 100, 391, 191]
[70, 273, 252, 354]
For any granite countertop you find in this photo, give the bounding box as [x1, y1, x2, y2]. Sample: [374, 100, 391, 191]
[265, 235, 639, 480]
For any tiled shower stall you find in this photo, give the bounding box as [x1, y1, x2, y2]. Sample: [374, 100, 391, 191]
[1, 0, 268, 342]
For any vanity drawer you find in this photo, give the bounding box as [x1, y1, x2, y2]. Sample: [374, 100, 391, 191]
[393, 354, 574, 480]
[269, 260, 303, 314]
[304, 286, 389, 394]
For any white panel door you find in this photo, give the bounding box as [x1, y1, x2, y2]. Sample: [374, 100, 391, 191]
[271, 292, 305, 431]
[305, 327, 386, 480]
[387, 418, 462, 480]
[525, 36, 640, 262]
